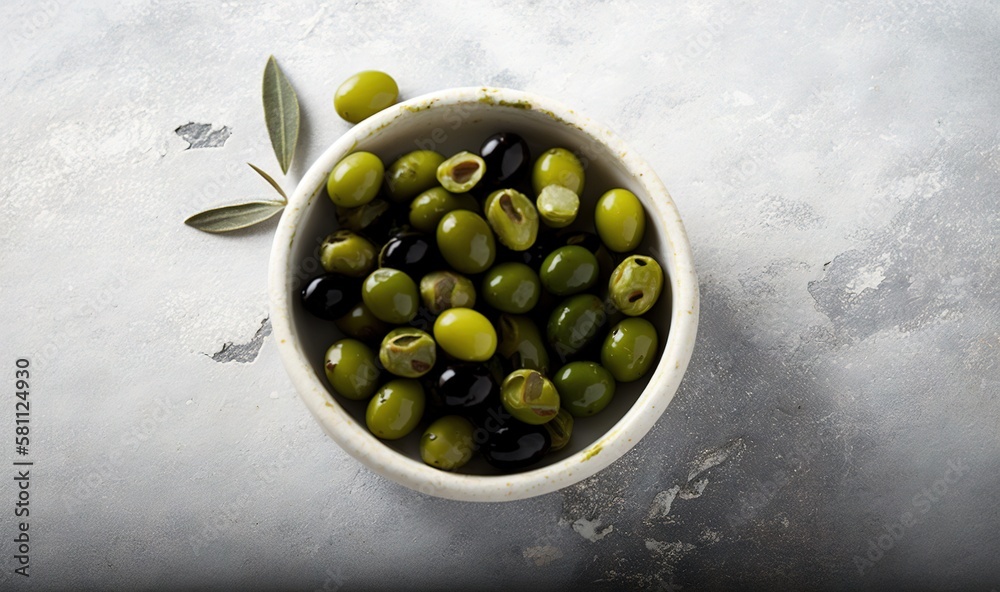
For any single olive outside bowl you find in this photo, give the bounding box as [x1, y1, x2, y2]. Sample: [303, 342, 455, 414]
[269, 87, 699, 502]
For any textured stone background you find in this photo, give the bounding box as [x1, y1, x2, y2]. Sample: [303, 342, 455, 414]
[1, 0, 998, 590]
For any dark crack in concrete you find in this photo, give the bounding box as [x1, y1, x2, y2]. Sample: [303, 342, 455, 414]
[175, 122, 232, 149]
[209, 317, 271, 363]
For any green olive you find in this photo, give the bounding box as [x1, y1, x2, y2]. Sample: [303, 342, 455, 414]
[500, 369, 560, 425]
[420, 415, 476, 471]
[436, 210, 496, 274]
[420, 271, 476, 314]
[324, 339, 381, 400]
[365, 379, 425, 440]
[336, 199, 391, 234]
[485, 189, 539, 251]
[385, 150, 446, 203]
[609, 255, 664, 316]
[497, 314, 550, 375]
[532, 147, 585, 195]
[543, 409, 574, 451]
[409, 187, 478, 233]
[539, 245, 599, 296]
[327, 152, 384, 207]
[437, 151, 486, 193]
[320, 230, 377, 277]
[379, 327, 437, 378]
[481, 262, 541, 314]
[564, 230, 618, 284]
[600, 318, 658, 382]
[595, 188, 646, 252]
[334, 302, 389, 344]
[362, 268, 419, 324]
[482, 189, 500, 214]
[552, 361, 616, 417]
[547, 294, 608, 360]
[536, 184, 580, 228]
[433, 308, 497, 362]
[333, 70, 399, 124]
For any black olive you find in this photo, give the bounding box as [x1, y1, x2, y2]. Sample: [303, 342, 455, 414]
[379, 232, 443, 277]
[466, 403, 511, 437]
[300, 274, 362, 320]
[480, 132, 530, 187]
[483, 422, 551, 470]
[429, 363, 500, 413]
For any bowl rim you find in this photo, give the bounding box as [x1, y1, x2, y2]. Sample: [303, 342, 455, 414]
[268, 86, 699, 502]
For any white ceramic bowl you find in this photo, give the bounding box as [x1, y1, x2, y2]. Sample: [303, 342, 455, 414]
[269, 87, 698, 502]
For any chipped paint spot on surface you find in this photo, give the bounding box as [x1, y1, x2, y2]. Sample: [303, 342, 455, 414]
[647, 486, 681, 521]
[208, 317, 271, 363]
[572, 518, 614, 542]
[646, 439, 745, 522]
[845, 259, 888, 297]
[175, 122, 231, 149]
[687, 437, 745, 481]
[678, 478, 709, 500]
[645, 539, 696, 559]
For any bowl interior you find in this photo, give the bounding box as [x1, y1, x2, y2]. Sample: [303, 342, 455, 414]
[287, 96, 676, 476]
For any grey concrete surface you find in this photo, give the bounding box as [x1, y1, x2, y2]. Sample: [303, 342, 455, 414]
[1, 0, 997, 590]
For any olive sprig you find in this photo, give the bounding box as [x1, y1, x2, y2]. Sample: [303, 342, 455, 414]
[184, 56, 300, 233]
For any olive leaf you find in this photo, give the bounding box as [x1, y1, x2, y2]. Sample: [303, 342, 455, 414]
[248, 162, 287, 200]
[184, 200, 285, 233]
[262, 55, 300, 175]
[183, 56, 298, 234]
